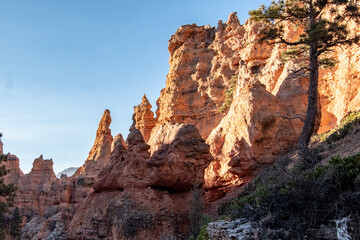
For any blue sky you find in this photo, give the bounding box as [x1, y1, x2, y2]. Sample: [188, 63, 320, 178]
[0, 0, 270, 174]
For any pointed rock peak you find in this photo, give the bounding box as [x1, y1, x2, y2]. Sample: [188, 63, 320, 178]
[97, 109, 112, 134]
[136, 94, 152, 108]
[226, 12, 240, 29]
[111, 134, 127, 152]
[86, 109, 114, 163]
[142, 94, 149, 103]
[133, 95, 157, 143]
[0, 140, 3, 155]
[228, 12, 239, 23]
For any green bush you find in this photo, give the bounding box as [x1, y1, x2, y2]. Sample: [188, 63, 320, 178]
[314, 111, 360, 144]
[218, 76, 237, 113]
[330, 153, 360, 189]
[218, 153, 360, 239]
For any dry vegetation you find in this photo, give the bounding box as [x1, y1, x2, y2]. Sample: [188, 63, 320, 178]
[216, 111, 360, 239]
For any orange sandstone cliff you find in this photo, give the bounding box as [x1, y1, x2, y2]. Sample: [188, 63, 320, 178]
[2, 11, 360, 239]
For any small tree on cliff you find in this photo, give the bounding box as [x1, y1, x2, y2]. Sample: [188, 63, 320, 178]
[249, 0, 360, 160]
[0, 133, 17, 239]
[10, 207, 21, 239]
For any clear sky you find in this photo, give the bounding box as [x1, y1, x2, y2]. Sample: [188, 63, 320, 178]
[0, 0, 271, 174]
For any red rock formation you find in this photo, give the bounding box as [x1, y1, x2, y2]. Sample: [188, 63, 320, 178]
[72, 121, 212, 239]
[147, 12, 360, 198]
[67, 189, 191, 240]
[6, 10, 360, 239]
[152, 13, 243, 141]
[77, 109, 113, 177]
[95, 122, 212, 192]
[133, 95, 157, 143]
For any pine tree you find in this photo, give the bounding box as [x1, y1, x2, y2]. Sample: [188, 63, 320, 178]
[189, 183, 203, 238]
[10, 207, 21, 239]
[0, 133, 17, 239]
[249, 0, 360, 161]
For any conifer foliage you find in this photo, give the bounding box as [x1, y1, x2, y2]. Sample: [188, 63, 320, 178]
[0, 133, 17, 239]
[249, 0, 360, 161]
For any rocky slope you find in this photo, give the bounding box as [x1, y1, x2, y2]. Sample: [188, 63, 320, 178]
[1, 10, 360, 240]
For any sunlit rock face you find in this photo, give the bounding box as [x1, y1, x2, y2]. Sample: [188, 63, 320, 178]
[7, 9, 360, 239]
[133, 94, 157, 143]
[76, 109, 114, 177]
[141, 12, 360, 200]
[151, 13, 244, 142]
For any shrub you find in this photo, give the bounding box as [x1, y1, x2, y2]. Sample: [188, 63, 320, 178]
[330, 153, 360, 190]
[313, 111, 360, 144]
[218, 76, 237, 113]
[218, 153, 360, 239]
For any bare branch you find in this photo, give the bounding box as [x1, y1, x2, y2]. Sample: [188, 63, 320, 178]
[276, 37, 308, 46]
[277, 112, 306, 122]
[289, 66, 310, 74]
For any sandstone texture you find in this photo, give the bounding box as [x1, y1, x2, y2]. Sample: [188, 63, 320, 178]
[77, 109, 114, 177]
[151, 13, 244, 142]
[145, 12, 359, 198]
[3, 9, 360, 240]
[95, 122, 212, 192]
[133, 95, 157, 143]
[3, 153, 23, 185]
[67, 189, 191, 240]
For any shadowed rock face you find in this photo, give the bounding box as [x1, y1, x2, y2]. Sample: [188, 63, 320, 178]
[94, 123, 213, 192]
[72, 123, 212, 239]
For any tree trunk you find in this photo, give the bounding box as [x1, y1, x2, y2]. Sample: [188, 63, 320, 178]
[298, 1, 319, 162]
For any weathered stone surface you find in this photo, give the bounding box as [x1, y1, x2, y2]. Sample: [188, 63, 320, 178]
[95, 123, 212, 192]
[3, 153, 23, 185]
[21, 206, 74, 240]
[6, 10, 360, 240]
[77, 109, 114, 177]
[207, 219, 256, 240]
[147, 12, 360, 197]
[204, 70, 307, 198]
[67, 189, 191, 240]
[152, 13, 243, 141]
[133, 95, 157, 143]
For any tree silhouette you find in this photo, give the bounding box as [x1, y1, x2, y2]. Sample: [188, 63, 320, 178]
[10, 207, 21, 239]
